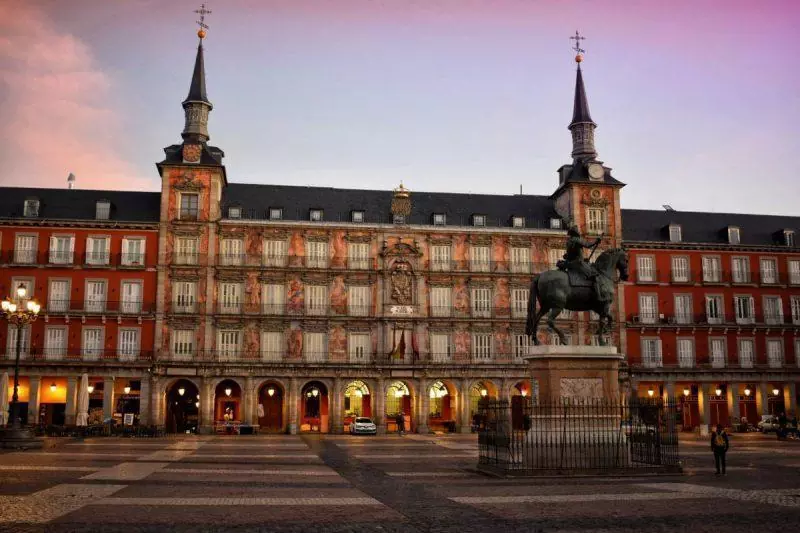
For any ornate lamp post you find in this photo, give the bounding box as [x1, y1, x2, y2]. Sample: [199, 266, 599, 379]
[1, 284, 42, 448]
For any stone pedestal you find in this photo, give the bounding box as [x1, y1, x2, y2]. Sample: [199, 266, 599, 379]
[524, 345, 622, 402]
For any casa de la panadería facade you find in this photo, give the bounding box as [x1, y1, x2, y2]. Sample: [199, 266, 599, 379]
[1, 31, 797, 435]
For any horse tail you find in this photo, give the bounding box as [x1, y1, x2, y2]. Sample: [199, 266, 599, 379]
[525, 274, 540, 336]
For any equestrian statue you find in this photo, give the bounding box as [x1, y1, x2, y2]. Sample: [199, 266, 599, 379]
[525, 225, 629, 346]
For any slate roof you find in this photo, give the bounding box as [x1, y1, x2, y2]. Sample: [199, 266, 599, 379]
[622, 208, 799, 248]
[0, 187, 160, 223]
[184, 41, 210, 105]
[222, 183, 560, 229]
[570, 66, 594, 126]
[159, 143, 225, 166]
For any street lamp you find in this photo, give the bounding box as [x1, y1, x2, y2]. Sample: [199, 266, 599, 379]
[225, 387, 232, 397]
[647, 388, 655, 398]
[267, 387, 275, 397]
[178, 387, 185, 396]
[87, 385, 95, 394]
[123, 385, 131, 394]
[744, 387, 751, 397]
[772, 388, 780, 396]
[715, 387, 722, 397]
[683, 388, 690, 397]
[480, 389, 488, 398]
[49, 383, 57, 392]
[1, 284, 41, 448]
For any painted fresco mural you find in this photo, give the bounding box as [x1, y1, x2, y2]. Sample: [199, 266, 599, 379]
[330, 277, 347, 315]
[329, 326, 347, 361]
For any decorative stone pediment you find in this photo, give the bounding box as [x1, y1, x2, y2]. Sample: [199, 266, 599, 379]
[427, 278, 455, 288]
[380, 241, 422, 258]
[301, 273, 331, 284]
[429, 236, 453, 245]
[218, 227, 245, 237]
[428, 325, 455, 333]
[166, 316, 200, 327]
[470, 324, 493, 333]
[259, 321, 286, 332]
[303, 321, 328, 333]
[305, 234, 330, 243]
[215, 271, 246, 282]
[169, 271, 202, 281]
[509, 236, 533, 247]
[170, 225, 202, 236]
[263, 230, 290, 240]
[213, 318, 245, 329]
[174, 172, 204, 191]
[581, 189, 611, 208]
[258, 273, 286, 283]
[345, 234, 373, 244]
[469, 235, 492, 246]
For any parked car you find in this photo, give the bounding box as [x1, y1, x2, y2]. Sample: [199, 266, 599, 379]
[349, 417, 377, 435]
[757, 415, 780, 433]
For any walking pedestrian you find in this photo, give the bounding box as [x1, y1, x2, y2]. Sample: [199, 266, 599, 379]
[395, 412, 404, 436]
[710, 424, 729, 475]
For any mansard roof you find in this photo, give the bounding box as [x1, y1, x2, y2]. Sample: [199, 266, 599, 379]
[0, 187, 160, 223]
[222, 183, 559, 229]
[622, 208, 799, 248]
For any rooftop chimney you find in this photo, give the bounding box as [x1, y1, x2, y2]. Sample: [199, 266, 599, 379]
[67, 173, 76, 190]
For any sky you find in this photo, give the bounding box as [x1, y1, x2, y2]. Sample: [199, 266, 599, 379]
[0, 0, 798, 215]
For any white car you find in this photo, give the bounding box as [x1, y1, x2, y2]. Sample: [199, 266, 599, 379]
[757, 415, 780, 432]
[349, 417, 377, 435]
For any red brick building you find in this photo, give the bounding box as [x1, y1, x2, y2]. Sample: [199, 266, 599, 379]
[622, 211, 799, 431]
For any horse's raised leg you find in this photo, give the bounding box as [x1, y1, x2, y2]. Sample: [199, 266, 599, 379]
[546, 307, 567, 345]
[530, 308, 546, 346]
[596, 303, 612, 346]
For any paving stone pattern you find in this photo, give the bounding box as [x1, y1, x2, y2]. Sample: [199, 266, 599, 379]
[0, 432, 798, 532]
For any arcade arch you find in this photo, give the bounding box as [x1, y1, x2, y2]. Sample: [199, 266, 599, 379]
[165, 379, 200, 434]
[300, 381, 329, 433]
[257, 381, 285, 433]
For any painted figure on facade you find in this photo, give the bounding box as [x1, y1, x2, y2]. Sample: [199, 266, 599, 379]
[526, 239, 628, 346]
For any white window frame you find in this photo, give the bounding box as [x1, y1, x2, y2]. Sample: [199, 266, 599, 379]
[671, 256, 689, 283]
[263, 239, 287, 267]
[347, 285, 370, 317]
[728, 226, 741, 245]
[586, 208, 606, 235]
[82, 327, 104, 361]
[473, 215, 486, 227]
[118, 328, 140, 362]
[260, 331, 283, 362]
[790, 296, 800, 325]
[175, 237, 199, 265]
[220, 238, 243, 266]
[43, 326, 67, 360]
[228, 207, 241, 219]
[269, 208, 283, 220]
[14, 234, 37, 264]
[430, 287, 451, 317]
[759, 257, 778, 284]
[638, 294, 658, 324]
[734, 295, 755, 325]
[549, 248, 565, 269]
[677, 338, 694, 368]
[789, 259, 800, 285]
[784, 230, 795, 247]
[430, 245, 451, 272]
[470, 245, 491, 272]
[173, 281, 197, 313]
[513, 334, 531, 362]
[172, 329, 195, 360]
[85, 280, 107, 313]
[303, 332, 326, 362]
[702, 256, 721, 283]
[673, 294, 692, 324]
[262, 283, 285, 315]
[85, 236, 110, 265]
[637, 255, 656, 282]
[763, 296, 783, 325]
[471, 333, 492, 361]
[350, 210, 364, 223]
[217, 330, 241, 361]
[767, 339, 783, 369]
[219, 282, 243, 314]
[95, 200, 111, 220]
[433, 213, 446, 226]
[309, 209, 323, 222]
[705, 295, 724, 324]
[305, 284, 328, 316]
[430, 333, 452, 362]
[512, 216, 525, 228]
[710, 337, 726, 368]
[49, 234, 75, 265]
[48, 279, 70, 313]
[306, 241, 328, 268]
[347, 242, 369, 270]
[6, 324, 31, 359]
[120, 281, 143, 314]
[23, 199, 39, 217]
[511, 288, 528, 319]
[641, 338, 662, 368]
[738, 338, 755, 369]
[471, 287, 492, 318]
[121, 237, 145, 266]
[178, 192, 199, 221]
[348, 333, 370, 363]
[668, 224, 682, 243]
[510, 247, 530, 273]
[731, 256, 750, 284]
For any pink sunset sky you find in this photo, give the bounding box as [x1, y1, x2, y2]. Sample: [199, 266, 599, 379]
[0, 0, 798, 215]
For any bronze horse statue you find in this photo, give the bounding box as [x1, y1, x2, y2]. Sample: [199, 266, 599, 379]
[525, 248, 629, 346]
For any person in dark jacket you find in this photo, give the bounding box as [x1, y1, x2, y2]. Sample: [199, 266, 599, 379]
[395, 412, 404, 435]
[710, 424, 730, 475]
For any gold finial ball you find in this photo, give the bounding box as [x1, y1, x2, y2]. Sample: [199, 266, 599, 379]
[197, 29, 207, 39]
[575, 53, 583, 63]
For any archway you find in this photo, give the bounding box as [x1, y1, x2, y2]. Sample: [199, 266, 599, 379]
[214, 379, 242, 433]
[166, 379, 200, 434]
[386, 380, 412, 433]
[469, 380, 498, 432]
[428, 380, 456, 432]
[343, 380, 371, 431]
[510, 380, 531, 431]
[258, 381, 284, 433]
[300, 381, 329, 433]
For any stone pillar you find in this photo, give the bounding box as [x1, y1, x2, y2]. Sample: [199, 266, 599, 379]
[331, 377, 344, 434]
[103, 377, 115, 421]
[784, 383, 797, 417]
[375, 377, 386, 434]
[417, 377, 429, 434]
[244, 376, 255, 425]
[727, 383, 740, 424]
[149, 376, 161, 427]
[27, 376, 41, 424]
[459, 379, 472, 434]
[698, 383, 711, 436]
[64, 375, 78, 425]
[757, 382, 770, 417]
[664, 380, 676, 401]
[199, 377, 215, 434]
[288, 378, 299, 434]
[139, 377, 150, 425]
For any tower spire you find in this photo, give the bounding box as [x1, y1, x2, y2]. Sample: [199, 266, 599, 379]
[567, 31, 597, 162]
[182, 4, 213, 143]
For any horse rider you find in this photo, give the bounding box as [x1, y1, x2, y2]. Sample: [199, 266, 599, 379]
[561, 225, 602, 298]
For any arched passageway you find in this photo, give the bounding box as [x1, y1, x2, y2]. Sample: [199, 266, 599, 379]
[386, 381, 412, 433]
[165, 379, 200, 434]
[428, 380, 456, 432]
[343, 380, 371, 431]
[300, 381, 329, 432]
[258, 381, 284, 433]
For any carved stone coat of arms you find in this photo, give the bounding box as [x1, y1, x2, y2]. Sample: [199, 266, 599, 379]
[390, 261, 413, 304]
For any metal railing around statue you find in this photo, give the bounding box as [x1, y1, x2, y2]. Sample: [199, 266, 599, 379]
[477, 397, 681, 476]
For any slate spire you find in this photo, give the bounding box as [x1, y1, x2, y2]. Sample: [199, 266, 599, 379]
[567, 48, 598, 161]
[181, 34, 213, 143]
[184, 40, 210, 105]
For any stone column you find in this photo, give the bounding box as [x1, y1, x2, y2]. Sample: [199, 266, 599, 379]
[149, 376, 161, 427]
[459, 379, 472, 434]
[199, 377, 215, 434]
[417, 377, 429, 434]
[139, 377, 150, 425]
[784, 383, 797, 417]
[331, 377, 344, 434]
[244, 376, 255, 425]
[27, 376, 41, 424]
[288, 377, 299, 435]
[698, 383, 711, 436]
[375, 377, 386, 434]
[664, 380, 676, 402]
[103, 377, 115, 420]
[64, 375, 78, 425]
[757, 382, 770, 417]
[727, 383, 740, 424]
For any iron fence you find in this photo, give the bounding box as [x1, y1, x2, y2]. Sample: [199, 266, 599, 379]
[477, 397, 681, 476]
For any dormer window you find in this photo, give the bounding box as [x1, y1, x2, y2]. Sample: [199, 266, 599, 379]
[95, 200, 111, 220]
[668, 224, 682, 243]
[433, 213, 446, 226]
[512, 216, 525, 228]
[784, 230, 795, 247]
[228, 207, 241, 219]
[23, 199, 39, 218]
[550, 218, 562, 229]
[472, 215, 486, 227]
[351, 210, 364, 223]
[728, 226, 741, 245]
[269, 208, 283, 220]
[310, 209, 323, 222]
[393, 214, 406, 224]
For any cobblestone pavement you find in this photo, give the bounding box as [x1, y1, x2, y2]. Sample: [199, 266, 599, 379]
[0, 432, 799, 532]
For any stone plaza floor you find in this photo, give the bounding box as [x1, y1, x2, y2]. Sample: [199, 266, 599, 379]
[0, 432, 799, 532]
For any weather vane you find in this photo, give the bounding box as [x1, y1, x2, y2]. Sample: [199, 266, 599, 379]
[570, 30, 585, 55]
[195, 3, 212, 39]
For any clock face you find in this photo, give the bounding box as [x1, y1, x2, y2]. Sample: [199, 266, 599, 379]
[588, 163, 604, 180]
[182, 144, 201, 163]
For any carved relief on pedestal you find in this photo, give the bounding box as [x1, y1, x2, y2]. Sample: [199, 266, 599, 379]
[560, 377, 603, 399]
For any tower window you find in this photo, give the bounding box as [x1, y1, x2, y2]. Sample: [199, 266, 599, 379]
[310, 209, 323, 222]
[228, 207, 241, 219]
[550, 218, 562, 229]
[351, 210, 364, 223]
[95, 200, 111, 220]
[179, 194, 199, 221]
[269, 208, 283, 220]
[23, 199, 39, 218]
[393, 214, 406, 224]
[472, 215, 486, 227]
[433, 213, 446, 226]
[512, 216, 525, 228]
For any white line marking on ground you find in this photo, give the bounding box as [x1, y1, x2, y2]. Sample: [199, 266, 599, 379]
[0, 484, 127, 523]
[95, 497, 384, 506]
[0, 465, 98, 472]
[137, 450, 196, 462]
[160, 468, 340, 476]
[637, 483, 800, 508]
[386, 472, 472, 477]
[451, 492, 715, 504]
[82, 462, 169, 481]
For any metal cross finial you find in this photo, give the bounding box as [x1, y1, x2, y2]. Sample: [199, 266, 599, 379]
[195, 3, 212, 32]
[570, 30, 585, 55]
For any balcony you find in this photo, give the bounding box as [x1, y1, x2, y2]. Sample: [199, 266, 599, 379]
[347, 256, 371, 270]
[48, 250, 74, 265]
[44, 300, 154, 315]
[119, 253, 147, 268]
[636, 270, 660, 284]
[179, 209, 198, 221]
[670, 270, 692, 284]
[217, 254, 246, 267]
[173, 252, 201, 266]
[172, 301, 198, 314]
[427, 259, 548, 274]
[731, 271, 752, 285]
[11, 249, 38, 265]
[262, 254, 288, 268]
[26, 348, 153, 363]
[84, 251, 110, 266]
